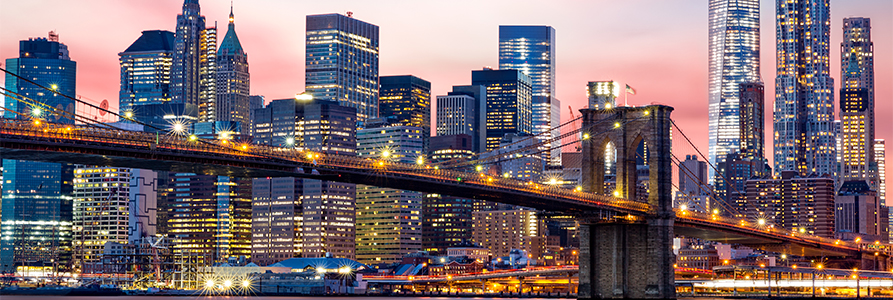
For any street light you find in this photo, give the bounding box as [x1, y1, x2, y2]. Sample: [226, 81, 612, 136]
[31, 107, 42, 117]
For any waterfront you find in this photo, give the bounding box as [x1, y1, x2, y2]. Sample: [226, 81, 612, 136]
[0, 297, 568, 300]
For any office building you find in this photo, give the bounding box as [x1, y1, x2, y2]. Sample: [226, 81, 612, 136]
[252, 97, 357, 259]
[1, 33, 76, 274]
[773, 0, 835, 176]
[499, 25, 559, 166]
[356, 122, 424, 264]
[716, 83, 770, 215]
[171, 0, 207, 107]
[472, 209, 539, 258]
[248, 95, 264, 135]
[877, 140, 886, 204]
[840, 17, 875, 188]
[675, 155, 711, 213]
[72, 167, 158, 273]
[436, 85, 487, 152]
[422, 194, 476, 255]
[836, 181, 887, 242]
[707, 0, 761, 181]
[213, 6, 250, 134]
[167, 173, 251, 264]
[118, 30, 175, 111]
[251, 177, 303, 266]
[481, 133, 543, 181]
[745, 171, 835, 238]
[197, 25, 216, 122]
[471, 69, 533, 151]
[379, 75, 430, 150]
[305, 13, 379, 122]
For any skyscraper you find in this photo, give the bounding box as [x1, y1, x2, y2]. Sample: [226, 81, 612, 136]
[773, 0, 835, 176]
[214, 6, 250, 134]
[118, 30, 175, 111]
[715, 83, 770, 215]
[356, 123, 424, 264]
[252, 97, 358, 259]
[197, 25, 217, 123]
[499, 25, 559, 165]
[305, 13, 379, 123]
[436, 85, 487, 153]
[378, 75, 430, 150]
[171, 0, 206, 107]
[707, 0, 760, 181]
[839, 17, 875, 187]
[2, 33, 76, 274]
[471, 68, 533, 151]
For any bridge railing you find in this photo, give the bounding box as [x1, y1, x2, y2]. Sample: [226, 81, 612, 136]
[676, 209, 889, 254]
[1, 118, 651, 214]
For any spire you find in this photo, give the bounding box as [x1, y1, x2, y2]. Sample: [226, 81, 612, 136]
[183, 0, 200, 15]
[218, 1, 245, 56]
[229, 1, 234, 24]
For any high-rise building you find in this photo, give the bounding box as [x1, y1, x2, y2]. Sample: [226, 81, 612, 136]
[480, 133, 543, 181]
[251, 177, 303, 266]
[171, 0, 206, 107]
[72, 167, 158, 273]
[773, 0, 835, 176]
[839, 17, 875, 188]
[472, 209, 539, 258]
[678, 155, 708, 194]
[877, 139, 886, 205]
[197, 25, 217, 123]
[715, 82, 770, 215]
[471, 69, 533, 151]
[118, 30, 175, 111]
[252, 97, 357, 259]
[2, 34, 77, 274]
[745, 171, 835, 238]
[214, 6, 250, 134]
[436, 85, 487, 153]
[356, 122, 424, 264]
[499, 25, 559, 166]
[305, 13, 379, 123]
[707, 0, 761, 181]
[248, 95, 264, 135]
[423, 136, 477, 254]
[167, 174, 251, 264]
[835, 181, 887, 243]
[379, 75, 430, 150]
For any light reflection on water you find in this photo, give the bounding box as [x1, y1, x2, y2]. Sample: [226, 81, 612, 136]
[0, 297, 567, 300]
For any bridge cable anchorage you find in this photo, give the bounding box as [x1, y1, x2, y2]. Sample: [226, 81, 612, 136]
[669, 119, 771, 219]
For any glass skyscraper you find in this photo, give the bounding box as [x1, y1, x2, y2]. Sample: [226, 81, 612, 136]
[471, 69, 533, 151]
[2, 34, 77, 274]
[171, 0, 205, 107]
[499, 25, 559, 165]
[707, 0, 760, 182]
[773, 0, 835, 176]
[305, 13, 379, 123]
[379, 75, 430, 150]
[119, 30, 175, 110]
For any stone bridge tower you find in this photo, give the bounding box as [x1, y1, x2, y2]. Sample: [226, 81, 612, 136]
[578, 105, 675, 299]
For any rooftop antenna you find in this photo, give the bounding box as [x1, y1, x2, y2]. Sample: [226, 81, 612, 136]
[48, 30, 59, 42]
[347, 11, 353, 18]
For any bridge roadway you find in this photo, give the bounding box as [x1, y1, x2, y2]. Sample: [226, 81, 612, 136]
[0, 119, 884, 258]
[363, 266, 579, 284]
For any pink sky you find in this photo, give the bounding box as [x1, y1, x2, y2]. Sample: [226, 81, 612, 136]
[1, 0, 891, 193]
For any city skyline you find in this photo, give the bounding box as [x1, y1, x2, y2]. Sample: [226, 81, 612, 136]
[0, 0, 890, 195]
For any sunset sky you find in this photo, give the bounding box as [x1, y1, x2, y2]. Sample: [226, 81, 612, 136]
[1, 0, 890, 191]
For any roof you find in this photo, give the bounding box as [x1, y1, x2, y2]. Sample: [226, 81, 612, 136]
[218, 10, 245, 56]
[123, 30, 175, 53]
[269, 257, 369, 271]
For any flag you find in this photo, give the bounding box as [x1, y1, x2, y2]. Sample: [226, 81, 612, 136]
[626, 84, 636, 95]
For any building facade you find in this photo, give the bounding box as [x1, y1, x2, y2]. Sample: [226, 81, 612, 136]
[472, 209, 539, 258]
[1, 34, 77, 274]
[378, 75, 430, 150]
[839, 17, 875, 189]
[773, 0, 835, 176]
[171, 0, 206, 107]
[214, 7, 250, 134]
[118, 30, 175, 111]
[251, 177, 303, 266]
[745, 171, 835, 238]
[305, 13, 379, 122]
[436, 85, 487, 153]
[355, 123, 424, 264]
[707, 0, 761, 181]
[471, 69, 533, 151]
[499, 25, 559, 166]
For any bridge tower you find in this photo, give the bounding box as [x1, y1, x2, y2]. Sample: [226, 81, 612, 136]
[578, 105, 675, 299]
